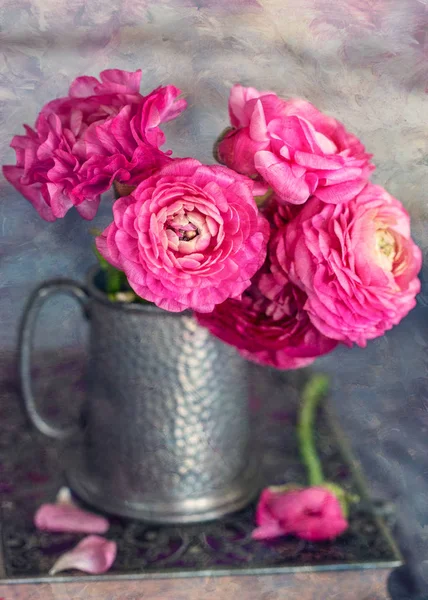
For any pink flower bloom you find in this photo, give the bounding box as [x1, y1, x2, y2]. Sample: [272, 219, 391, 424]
[39, 68, 144, 128]
[196, 260, 337, 369]
[252, 486, 348, 541]
[3, 69, 186, 221]
[49, 535, 117, 575]
[96, 158, 269, 313]
[34, 503, 109, 534]
[280, 184, 422, 346]
[217, 84, 374, 206]
[3, 114, 101, 222]
[73, 85, 186, 202]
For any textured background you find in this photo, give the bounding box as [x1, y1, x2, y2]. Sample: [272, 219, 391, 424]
[1, 0, 428, 593]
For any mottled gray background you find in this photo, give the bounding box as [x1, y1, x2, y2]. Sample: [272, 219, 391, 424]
[1, 0, 428, 592]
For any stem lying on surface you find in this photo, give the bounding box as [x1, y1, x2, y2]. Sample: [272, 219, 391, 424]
[297, 374, 330, 487]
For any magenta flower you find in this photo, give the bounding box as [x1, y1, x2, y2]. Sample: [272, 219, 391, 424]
[3, 69, 186, 221]
[3, 112, 100, 221]
[38, 68, 144, 127]
[217, 84, 374, 206]
[96, 158, 269, 313]
[252, 486, 348, 541]
[73, 85, 186, 202]
[279, 184, 422, 346]
[196, 262, 337, 369]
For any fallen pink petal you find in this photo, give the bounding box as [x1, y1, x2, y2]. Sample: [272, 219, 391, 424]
[49, 535, 117, 575]
[34, 503, 109, 534]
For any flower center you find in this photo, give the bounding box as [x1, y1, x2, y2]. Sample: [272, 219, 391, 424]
[167, 211, 199, 241]
[375, 228, 396, 271]
[163, 207, 213, 256]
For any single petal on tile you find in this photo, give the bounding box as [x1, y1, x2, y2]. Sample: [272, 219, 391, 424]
[49, 535, 117, 575]
[34, 503, 109, 534]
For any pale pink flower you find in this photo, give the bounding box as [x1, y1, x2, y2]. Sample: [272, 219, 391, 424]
[252, 486, 348, 542]
[279, 184, 422, 346]
[49, 535, 117, 575]
[96, 158, 269, 313]
[217, 84, 374, 206]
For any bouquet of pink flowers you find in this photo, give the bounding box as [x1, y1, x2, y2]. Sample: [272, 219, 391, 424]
[4, 69, 422, 370]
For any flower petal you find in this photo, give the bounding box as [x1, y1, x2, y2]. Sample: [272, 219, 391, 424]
[49, 535, 117, 575]
[314, 179, 367, 204]
[255, 150, 310, 204]
[251, 523, 285, 540]
[34, 504, 109, 534]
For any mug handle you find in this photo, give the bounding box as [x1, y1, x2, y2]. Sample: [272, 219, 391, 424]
[18, 279, 90, 440]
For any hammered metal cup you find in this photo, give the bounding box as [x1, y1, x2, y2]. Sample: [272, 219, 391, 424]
[18, 267, 259, 523]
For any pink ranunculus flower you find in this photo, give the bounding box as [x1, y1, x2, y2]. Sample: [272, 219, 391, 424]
[96, 158, 269, 313]
[252, 486, 348, 542]
[196, 260, 337, 369]
[217, 84, 374, 206]
[279, 184, 422, 346]
[3, 69, 186, 221]
[3, 112, 102, 222]
[72, 85, 186, 202]
[3, 69, 143, 221]
[38, 68, 144, 128]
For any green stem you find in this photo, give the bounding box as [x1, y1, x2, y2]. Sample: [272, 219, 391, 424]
[297, 374, 329, 487]
[106, 267, 122, 294]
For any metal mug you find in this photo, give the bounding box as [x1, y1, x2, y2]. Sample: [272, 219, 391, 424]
[18, 267, 259, 523]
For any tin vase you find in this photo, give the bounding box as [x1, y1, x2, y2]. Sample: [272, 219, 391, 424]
[18, 267, 259, 523]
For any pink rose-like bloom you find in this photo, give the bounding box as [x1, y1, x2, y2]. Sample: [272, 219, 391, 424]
[252, 487, 348, 542]
[96, 158, 269, 313]
[3, 69, 186, 221]
[73, 85, 186, 202]
[196, 261, 337, 369]
[38, 68, 144, 127]
[280, 184, 422, 346]
[217, 84, 374, 206]
[3, 69, 142, 221]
